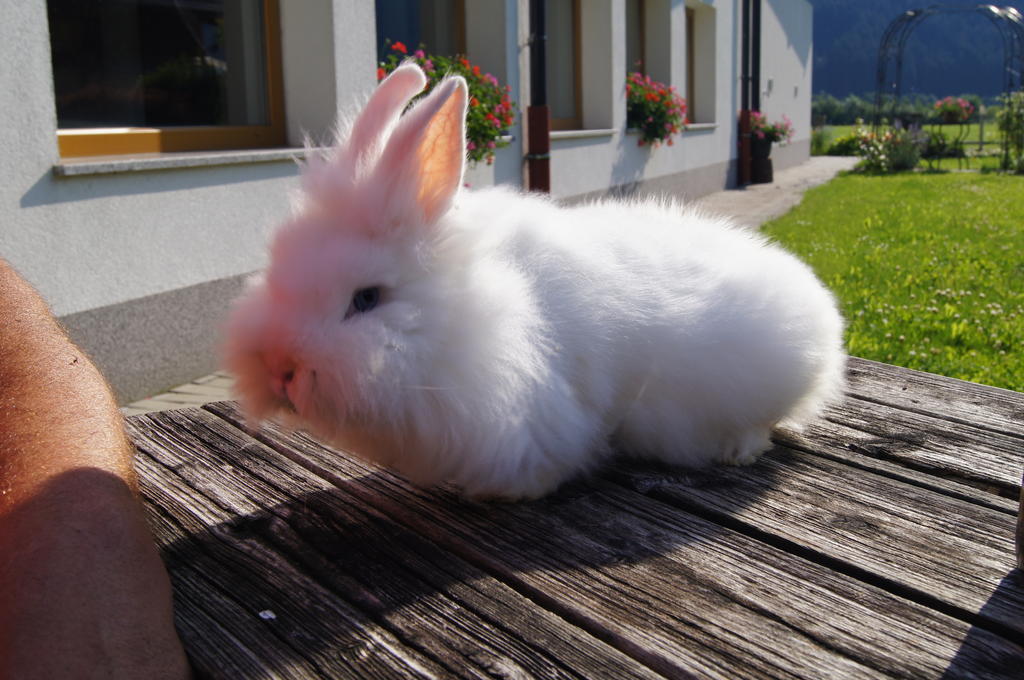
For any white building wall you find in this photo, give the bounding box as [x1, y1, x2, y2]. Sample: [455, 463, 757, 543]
[547, 0, 739, 202]
[0, 0, 810, 402]
[759, 0, 813, 165]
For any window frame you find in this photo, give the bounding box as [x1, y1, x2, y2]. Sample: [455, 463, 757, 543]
[626, 0, 646, 75]
[55, 0, 286, 158]
[686, 6, 695, 115]
[549, 0, 582, 131]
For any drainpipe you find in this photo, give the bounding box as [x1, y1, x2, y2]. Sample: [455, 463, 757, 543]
[739, 0, 751, 185]
[738, 0, 762, 186]
[527, 0, 551, 192]
[752, 0, 762, 113]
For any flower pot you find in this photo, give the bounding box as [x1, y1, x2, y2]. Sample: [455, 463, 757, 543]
[751, 136, 773, 159]
[750, 137, 773, 183]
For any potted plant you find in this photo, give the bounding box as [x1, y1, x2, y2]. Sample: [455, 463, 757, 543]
[625, 71, 688, 148]
[748, 111, 794, 183]
[934, 96, 975, 124]
[749, 111, 794, 156]
[379, 42, 515, 166]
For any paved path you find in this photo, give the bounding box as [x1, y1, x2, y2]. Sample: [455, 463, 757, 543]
[122, 156, 857, 415]
[694, 155, 858, 229]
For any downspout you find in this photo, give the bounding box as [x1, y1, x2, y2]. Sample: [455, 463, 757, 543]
[752, 0, 762, 113]
[527, 0, 551, 192]
[738, 0, 762, 186]
[739, 0, 751, 185]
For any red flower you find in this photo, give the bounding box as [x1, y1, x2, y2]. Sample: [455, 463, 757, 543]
[392, 41, 407, 54]
[471, 97, 480, 107]
[376, 67, 386, 81]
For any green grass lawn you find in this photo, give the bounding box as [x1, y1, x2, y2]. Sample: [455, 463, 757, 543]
[763, 172, 1024, 392]
[824, 123, 1001, 144]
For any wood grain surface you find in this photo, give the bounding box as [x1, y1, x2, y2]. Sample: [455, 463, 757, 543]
[127, 359, 1024, 679]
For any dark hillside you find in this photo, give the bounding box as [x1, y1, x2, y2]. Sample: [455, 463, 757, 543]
[811, 0, 1024, 97]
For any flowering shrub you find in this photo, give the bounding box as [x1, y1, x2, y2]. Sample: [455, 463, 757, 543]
[854, 124, 924, 173]
[625, 72, 688, 147]
[379, 42, 515, 165]
[996, 90, 1024, 173]
[750, 111, 794, 144]
[934, 96, 975, 123]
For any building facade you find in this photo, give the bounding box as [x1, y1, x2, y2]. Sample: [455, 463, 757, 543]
[1, 0, 812, 403]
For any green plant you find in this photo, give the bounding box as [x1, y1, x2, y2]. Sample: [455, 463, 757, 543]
[996, 90, 1024, 173]
[378, 42, 515, 165]
[854, 125, 924, 173]
[826, 131, 861, 156]
[626, 71, 688, 148]
[750, 111, 794, 144]
[810, 126, 832, 155]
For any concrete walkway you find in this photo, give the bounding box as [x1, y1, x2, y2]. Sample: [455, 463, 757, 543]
[694, 155, 858, 230]
[122, 155, 857, 415]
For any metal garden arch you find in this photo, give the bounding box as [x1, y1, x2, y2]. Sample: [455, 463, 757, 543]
[873, 4, 1024, 143]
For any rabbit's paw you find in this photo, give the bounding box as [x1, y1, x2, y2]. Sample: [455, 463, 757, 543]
[719, 427, 772, 467]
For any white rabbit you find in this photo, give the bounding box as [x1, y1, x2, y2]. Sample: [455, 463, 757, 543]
[224, 63, 846, 500]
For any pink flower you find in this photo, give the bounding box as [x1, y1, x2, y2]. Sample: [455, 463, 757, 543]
[467, 141, 476, 150]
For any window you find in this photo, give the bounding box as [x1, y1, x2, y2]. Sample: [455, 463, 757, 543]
[375, 0, 466, 63]
[685, 1, 715, 123]
[626, 0, 645, 73]
[547, 0, 581, 130]
[48, 0, 284, 157]
[686, 7, 695, 114]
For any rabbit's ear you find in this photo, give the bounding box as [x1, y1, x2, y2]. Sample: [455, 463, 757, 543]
[346, 62, 427, 169]
[373, 76, 468, 226]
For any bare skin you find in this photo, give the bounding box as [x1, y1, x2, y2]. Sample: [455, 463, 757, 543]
[0, 259, 189, 678]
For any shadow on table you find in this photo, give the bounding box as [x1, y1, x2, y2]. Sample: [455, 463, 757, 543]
[939, 569, 1024, 679]
[147, 419, 787, 678]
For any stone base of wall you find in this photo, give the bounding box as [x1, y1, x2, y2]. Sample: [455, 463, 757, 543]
[60, 274, 250, 404]
[770, 138, 811, 173]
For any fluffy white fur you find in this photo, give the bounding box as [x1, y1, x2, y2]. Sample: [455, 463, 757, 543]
[224, 63, 846, 500]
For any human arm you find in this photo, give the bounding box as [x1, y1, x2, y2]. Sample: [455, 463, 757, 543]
[0, 259, 189, 678]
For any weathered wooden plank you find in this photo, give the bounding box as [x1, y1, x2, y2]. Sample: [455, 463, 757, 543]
[773, 423, 1018, 516]
[128, 409, 668, 680]
[606, 447, 1023, 642]
[129, 413, 450, 680]
[790, 395, 1024, 498]
[205, 401, 1024, 680]
[846, 357, 1024, 440]
[774, 395, 1024, 501]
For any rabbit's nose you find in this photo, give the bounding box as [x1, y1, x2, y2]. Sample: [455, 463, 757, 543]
[272, 368, 295, 400]
[265, 354, 297, 401]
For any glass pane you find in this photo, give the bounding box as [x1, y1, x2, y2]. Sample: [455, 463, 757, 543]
[48, 0, 269, 128]
[626, 0, 643, 72]
[547, 0, 576, 122]
[376, 0, 460, 62]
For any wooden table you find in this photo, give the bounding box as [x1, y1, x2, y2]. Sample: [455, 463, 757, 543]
[127, 357, 1024, 679]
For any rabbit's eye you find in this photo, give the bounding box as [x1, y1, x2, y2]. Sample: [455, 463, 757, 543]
[348, 286, 381, 316]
